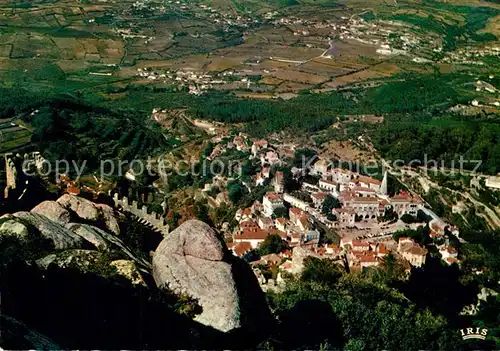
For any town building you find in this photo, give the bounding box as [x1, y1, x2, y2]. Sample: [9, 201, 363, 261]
[275, 217, 287, 231]
[330, 168, 353, 183]
[228, 242, 252, 257]
[263, 192, 285, 217]
[357, 175, 382, 192]
[259, 217, 275, 230]
[319, 179, 338, 193]
[343, 196, 380, 219]
[312, 159, 329, 176]
[335, 207, 356, 227]
[284, 193, 309, 211]
[391, 191, 422, 217]
[273, 171, 285, 193]
[305, 229, 320, 243]
[439, 246, 458, 261]
[397, 237, 427, 267]
[311, 192, 327, 208]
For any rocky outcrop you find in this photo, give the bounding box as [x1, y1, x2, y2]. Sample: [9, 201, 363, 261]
[66, 223, 110, 251]
[35, 250, 103, 270]
[65, 223, 150, 270]
[57, 194, 100, 221]
[153, 220, 271, 333]
[110, 260, 146, 286]
[56, 195, 121, 235]
[0, 217, 30, 240]
[31, 201, 71, 225]
[12, 212, 84, 250]
[1, 314, 60, 350]
[96, 204, 121, 235]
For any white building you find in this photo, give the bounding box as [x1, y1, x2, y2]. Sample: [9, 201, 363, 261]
[319, 179, 338, 193]
[284, 193, 309, 211]
[263, 192, 285, 217]
[391, 191, 422, 217]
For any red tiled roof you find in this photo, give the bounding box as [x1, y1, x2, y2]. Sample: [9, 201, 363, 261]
[358, 175, 381, 185]
[332, 168, 351, 174]
[240, 220, 259, 229]
[335, 207, 355, 215]
[400, 241, 427, 256]
[359, 255, 378, 263]
[376, 243, 389, 255]
[312, 192, 328, 200]
[407, 245, 427, 256]
[265, 192, 282, 201]
[276, 217, 286, 224]
[351, 197, 379, 203]
[391, 191, 422, 203]
[233, 242, 252, 256]
[353, 186, 376, 193]
[352, 240, 370, 247]
[67, 187, 81, 195]
[298, 215, 309, 228]
[235, 229, 270, 240]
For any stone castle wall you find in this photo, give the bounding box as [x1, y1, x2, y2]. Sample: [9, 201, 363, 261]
[111, 192, 169, 235]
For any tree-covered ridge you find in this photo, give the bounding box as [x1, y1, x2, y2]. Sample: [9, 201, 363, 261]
[371, 115, 500, 174]
[265, 257, 461, 350]
[0, 71, 496, 174]
[190, 73, 471, 133]
[19, 97, 171, 171]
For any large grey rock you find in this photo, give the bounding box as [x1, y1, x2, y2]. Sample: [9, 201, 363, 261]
[57, 194, 122, 235]
[64, 222, 150, 270]
[31, 201, 71, 225]
[66, 223, 110, 251]
[12, 212, 84, 250]
[57, 194, 100, 221]
[153, 220, 239, 332]
[96, 204, 121, 235]
[153, 220, 272, 333]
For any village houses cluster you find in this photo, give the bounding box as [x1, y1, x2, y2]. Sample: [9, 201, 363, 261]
[200, 134, 463, 289]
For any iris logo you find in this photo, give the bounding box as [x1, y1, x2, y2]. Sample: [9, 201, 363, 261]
[460, 327, 488, 340]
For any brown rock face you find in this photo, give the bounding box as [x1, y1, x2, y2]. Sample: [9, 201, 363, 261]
[56, 195, 121, 235]
[57, 194, 100, 221]
[153, 220, 272, 333]
[31, 201, 71, 225]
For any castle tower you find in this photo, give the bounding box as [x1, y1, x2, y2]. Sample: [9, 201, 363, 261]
[380, 171, 388, 196]
[4, 154, 18, 199]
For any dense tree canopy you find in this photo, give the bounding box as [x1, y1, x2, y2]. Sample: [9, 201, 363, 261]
[258, 234, 289, 256]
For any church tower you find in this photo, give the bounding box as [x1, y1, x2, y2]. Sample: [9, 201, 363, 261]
[380, 171, 388, 195]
